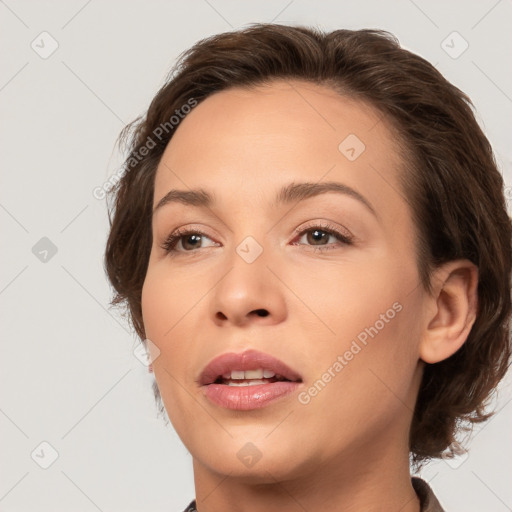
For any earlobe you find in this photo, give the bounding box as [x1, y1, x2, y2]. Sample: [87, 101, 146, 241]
[419, 260, 479, 364]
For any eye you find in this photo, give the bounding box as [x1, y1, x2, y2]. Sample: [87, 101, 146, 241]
[161, 228, 219, 254]
[160, 222, 353, 255]
[292, 223, 353, 252]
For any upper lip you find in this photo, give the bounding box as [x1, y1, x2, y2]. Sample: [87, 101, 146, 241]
[198, 349, 303, 386]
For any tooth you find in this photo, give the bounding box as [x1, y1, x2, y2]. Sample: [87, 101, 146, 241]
[244, 369, 264, 379]
[227, 379, 266, 386]
[223, 369, 279, 382]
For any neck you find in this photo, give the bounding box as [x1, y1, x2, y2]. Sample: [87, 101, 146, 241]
[191, 433, 420, 512]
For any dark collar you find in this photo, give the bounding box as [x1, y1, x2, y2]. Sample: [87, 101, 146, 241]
[412, 477, 446, 512]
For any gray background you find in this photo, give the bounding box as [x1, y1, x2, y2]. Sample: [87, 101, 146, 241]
[1, 1, 511, 511]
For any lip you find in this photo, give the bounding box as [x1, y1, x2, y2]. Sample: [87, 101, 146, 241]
[199, 349, 303, 410]
[199, 349, 302, 386]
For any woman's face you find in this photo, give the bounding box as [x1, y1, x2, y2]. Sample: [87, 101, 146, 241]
[141, 80, 428, 480]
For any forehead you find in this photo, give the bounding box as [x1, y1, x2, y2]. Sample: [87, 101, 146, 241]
[153, 79, 406, 218]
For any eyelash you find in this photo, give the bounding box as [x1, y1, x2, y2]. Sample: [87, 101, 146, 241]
[292, 222, 353, 251]
[161, 227, 216, 254]
[160, 223, 353, 255]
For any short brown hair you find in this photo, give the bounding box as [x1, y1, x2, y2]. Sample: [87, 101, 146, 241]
[104, 23, 512, 466]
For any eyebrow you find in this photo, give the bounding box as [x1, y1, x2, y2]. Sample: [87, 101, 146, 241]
[152, 181, 377, 218]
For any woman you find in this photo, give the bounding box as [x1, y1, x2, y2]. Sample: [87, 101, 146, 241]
[104, 24, 511, 511]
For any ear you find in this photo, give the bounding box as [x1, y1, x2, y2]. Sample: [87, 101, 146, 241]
[419, 260, 479, 364]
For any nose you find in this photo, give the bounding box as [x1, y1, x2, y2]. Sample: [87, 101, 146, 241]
[209, 246, 287, 328]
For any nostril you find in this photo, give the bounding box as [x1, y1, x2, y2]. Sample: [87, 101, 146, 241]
[254, 309, 269, 317]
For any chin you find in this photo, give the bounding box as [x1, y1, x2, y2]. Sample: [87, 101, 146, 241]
[191, 433, 317, 483]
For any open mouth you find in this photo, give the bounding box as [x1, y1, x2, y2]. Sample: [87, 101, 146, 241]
[199, 349, 303, 387]
[213, 369, 299, 387]
[199, 349, 303, 410]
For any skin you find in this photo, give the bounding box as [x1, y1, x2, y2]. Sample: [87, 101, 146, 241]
[141, 80, 478, 511]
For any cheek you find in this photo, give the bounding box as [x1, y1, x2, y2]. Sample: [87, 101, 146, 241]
[141, 273, 169, 342]
[141, 261, 204, 342]
[140, 266, 196, 398]
[140, 261, 215, 382]
[295, 306, 420, 455]
[140, 268, 201, 432]
[289, 254, 421, 412]
[282, 251, 410, 340]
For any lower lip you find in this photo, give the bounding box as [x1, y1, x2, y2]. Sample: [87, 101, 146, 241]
[203, 381, 300, 410]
